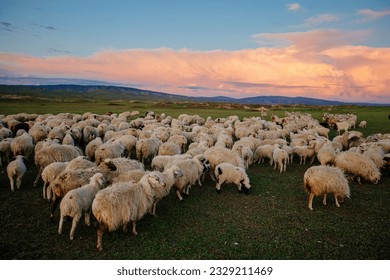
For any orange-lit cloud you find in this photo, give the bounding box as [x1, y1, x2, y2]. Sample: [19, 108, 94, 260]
[1, 29, 389, 103]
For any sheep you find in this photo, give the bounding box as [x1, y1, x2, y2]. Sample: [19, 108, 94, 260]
[335, 121, 351, 135]
[293, 141, 316, 165]
[0, 138, 12, 166]
[204, 146, 246, 181]
[158, 142, 181, 156]
[33, 143, 83, 187]
[358, 120, 367, 128]
[65, 156, 96, 171]
[165, 155, 209, 201]
[94, 140, 125, 165]
[361, 143, 385, 170]
[110, 169, 150, 185]
[85, 137, 103, 161]
[148, 165, 183, 214]
[272, 145, 288, 173]
[58, 173, 106, 240]
[214, 162, 251, 194]
[6, 155, 26, 192]
[28, 122, 48, 143]
[136, 137, 162, 164]
[10, 132, 34, 159]
[41, 161, 69, 200]
[334, 151, 381, 188]
[167, 134, 187, 153]
[253, 144, 276, 165]
[151, 154, 192, 171]
[92, 173, 160, 251]
[62, 130, 75, 146]
[317, 142, 337, 166]
[303, 165, 350, 210]
[49, 159, 117, 220]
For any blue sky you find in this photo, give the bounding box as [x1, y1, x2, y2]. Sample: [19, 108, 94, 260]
[1, 0, 389, 56]
[0, 0, 389, 102]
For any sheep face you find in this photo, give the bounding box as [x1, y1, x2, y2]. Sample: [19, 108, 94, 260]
[102, 159, 117, 171]
[239, 179, 251, 194]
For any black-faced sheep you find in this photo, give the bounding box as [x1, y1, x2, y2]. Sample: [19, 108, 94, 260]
[304, 165, 350, 210]
[214, 162, 251, 194]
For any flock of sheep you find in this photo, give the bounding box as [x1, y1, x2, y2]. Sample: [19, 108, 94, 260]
[1, 110, 389, 251]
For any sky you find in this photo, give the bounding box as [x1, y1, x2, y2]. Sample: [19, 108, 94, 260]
[0, 0, 389, 103]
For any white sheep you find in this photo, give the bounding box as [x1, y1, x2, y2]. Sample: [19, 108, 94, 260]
[214, 162, 251, 194]
[165, 155, 209, 201]
[304, 165, 350, 210]
[272, 145, 288, 173]
[335, 121, 351, 135]
[41, 161, 69, 200]
[58, 173, 106, 240]
[85, 137, 103, 161]
[158, 142, 181, 156]
[92, 173, 159, 251]
[151, 154, 192, 171]
[49, 159, 117, 220]
[0, 138, 12, 166]
[6, 155, 27, 192]
[33, 143, 83, 187]
[253, 144, 276, 165]
[334, 151, 381, 188]
[316, 142, 337, 166]
[361, 143, 385, 170]
[94, 140, 125, 165]
[358, 120, 367, 128]
[292, 141, 316, 165]
[10, 132, 34, 159]
[136, 137, 162, 164]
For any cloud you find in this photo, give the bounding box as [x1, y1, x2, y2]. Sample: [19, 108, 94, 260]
[0, 21, 16, 32]
[252, 29, 371, 52]
[0, 42, 389, 103]
[302, 14, 338, 27]
[47, 48, 71, 55]
[287, 3, 301, 11]
[358, 9, 390, 21]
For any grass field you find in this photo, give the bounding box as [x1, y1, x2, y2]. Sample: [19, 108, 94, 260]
[0, 100, 389, 260]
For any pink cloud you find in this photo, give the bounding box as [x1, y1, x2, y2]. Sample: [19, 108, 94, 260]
[287, 3, 301, 11]
[1, 38, 389, 103]
[358, 9, 390, 21]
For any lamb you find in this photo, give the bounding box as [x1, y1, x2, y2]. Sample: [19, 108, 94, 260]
[6, 155, 27, 192]
[272, 145, 288, 173]
[303, 165, 350, 210]
[214, 162, 251, 194]
[165, 155, 209, 201]
[334, 151, 381, 188]
[136, 137, 162, 164]
[33, 143, 83, 187]
[293, 141, 316, 165]
[58, 173, 106, 240]
[49, 159, 117, 220]
[92, 173, 160, 251]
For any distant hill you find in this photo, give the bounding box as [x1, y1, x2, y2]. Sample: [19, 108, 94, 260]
[0, 83, 387, 106]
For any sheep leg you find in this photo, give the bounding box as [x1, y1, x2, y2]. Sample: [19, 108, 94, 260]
[322, 193, 327, 205]
[42, 182, 47, 200]
[96, 224, 106, 252]
[8, 175, 15, 192]
[308, 193, 314, 210]
[84, 210, 91, 226]
[70, 213, 82, 240]
[58, 215, 64, 235]
[334, 194, 340, 207]
[176, 189, 184, 201]
[16, 176, 22, 190]
[151, 203, 157, 216]
[122, 222, 128, 233]
[131, 220, 138, 235]
[33, 167, 43, 187]
[50, 196, 60, 222]
[215, 181, 223, 194]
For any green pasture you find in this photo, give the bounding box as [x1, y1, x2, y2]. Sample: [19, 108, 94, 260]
[0, 99, 389, 259]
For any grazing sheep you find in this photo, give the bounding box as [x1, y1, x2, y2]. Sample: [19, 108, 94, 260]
[6, 155, 26, 192]
[293, 141, 316, 165]
[158, 142, 181, 156]
[58, 173, 106, 240]
[214, 162, 251, 194]
[253, 144, 276, 165]
[317, 142, 337, 166]
[335, 121, 351, 135]
[165, 155, 209, 201]
[272, 145, 288, 173]
[94, 140, 125, 165]
[358, 120, 367, 128]
[334, 151, 381, 188]
[304, 165, 350, 210]
[85, 137, 103, 161]
[28, 122, 48, 143]
[361, 143, 385, 170]
[92, 173, 160, 251]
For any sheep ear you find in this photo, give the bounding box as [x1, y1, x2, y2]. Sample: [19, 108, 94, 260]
[218, 167, 223, 175]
